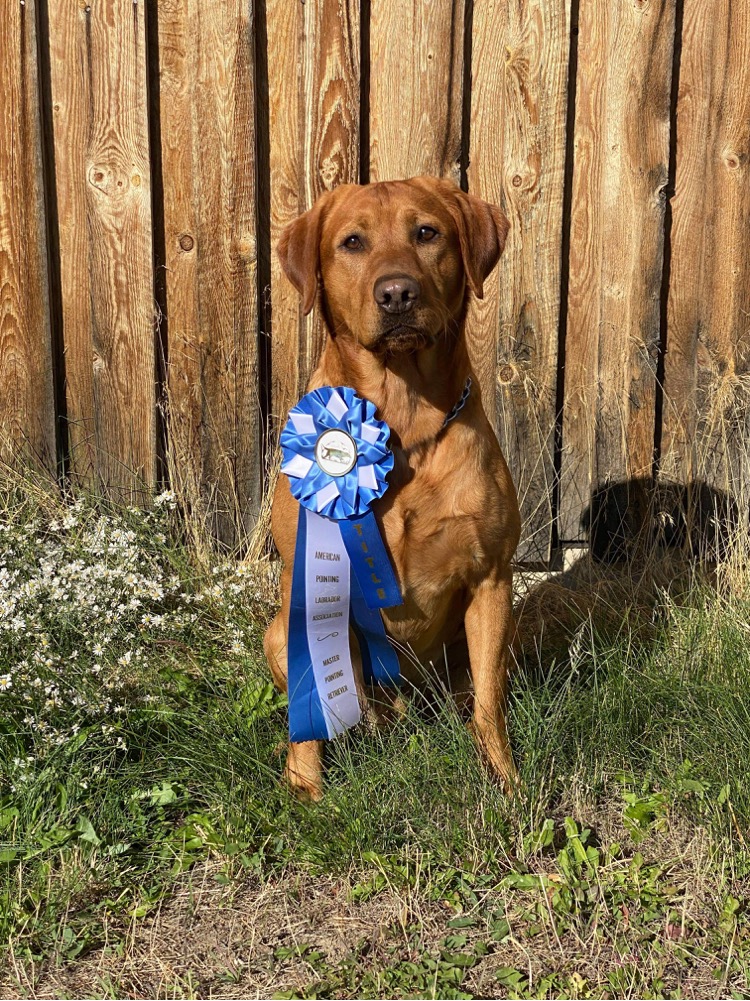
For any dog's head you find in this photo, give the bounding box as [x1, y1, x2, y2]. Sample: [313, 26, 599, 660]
[278, 177, 509, 355]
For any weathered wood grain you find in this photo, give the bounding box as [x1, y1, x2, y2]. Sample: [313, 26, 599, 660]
[369, 0, 464, 183]
[266, 0, 302, 428]
[660, 0, 750, 501]
[559, 0, 676, 542]
[267, 0, 360, 427]
[468, 0, 571, 562]
[47, 0, 155, 499]
[0, 0, 55, 469]
[157, 0, 261, 543]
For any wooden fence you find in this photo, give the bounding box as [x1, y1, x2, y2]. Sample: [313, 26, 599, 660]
[2, 0, 749, 560]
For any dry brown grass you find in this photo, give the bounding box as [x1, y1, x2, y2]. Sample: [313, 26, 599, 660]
[3, 805, 742, 1001]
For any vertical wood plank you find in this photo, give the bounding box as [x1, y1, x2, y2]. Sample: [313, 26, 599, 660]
[559, 0, 676, 542]
[158, 0, 261, 544]
[47, 0, 155, 499]
[661, 1, 750, 500]
[301, 0, 361, 396]
[0, 0, 55, 469]
[369, 0, 464, 183]
[267, 0, 360, 426]
[266, 0, 302, 427]
[468, 0, 571, 562]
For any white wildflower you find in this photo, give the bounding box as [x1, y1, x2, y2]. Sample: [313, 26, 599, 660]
[154, 490, 177, 509]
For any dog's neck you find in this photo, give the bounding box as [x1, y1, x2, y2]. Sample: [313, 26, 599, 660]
[313, 327, 473, 450]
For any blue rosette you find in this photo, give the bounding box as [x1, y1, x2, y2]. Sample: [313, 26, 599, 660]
[281, 385, 402, 612]
[280, 386, 393, 520]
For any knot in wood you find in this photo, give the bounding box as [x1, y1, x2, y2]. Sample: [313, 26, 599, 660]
[512, 174, 523, 188]
[498, 364, 516, 385]
[237, 235, 256, 259]
[724, 151, 741, 171]
[179, 234, 195, 252]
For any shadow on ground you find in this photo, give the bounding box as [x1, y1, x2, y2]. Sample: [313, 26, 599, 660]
[514, 477, 742, 666]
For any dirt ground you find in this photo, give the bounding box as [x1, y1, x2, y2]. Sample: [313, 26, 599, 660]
[1, 841, 739, 1001]
[2, 868, 451, 999]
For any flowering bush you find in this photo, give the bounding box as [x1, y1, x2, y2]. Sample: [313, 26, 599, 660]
[0, 490, 277, 794]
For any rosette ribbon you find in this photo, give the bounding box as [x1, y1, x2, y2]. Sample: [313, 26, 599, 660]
[281, 386, 403, 743]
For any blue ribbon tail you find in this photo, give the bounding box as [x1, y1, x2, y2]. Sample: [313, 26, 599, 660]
[340, 510, 403, 609]
[349, 571, 401, 688]
[287, 506, 329, 742]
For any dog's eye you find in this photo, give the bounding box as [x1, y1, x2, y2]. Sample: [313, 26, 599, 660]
[417, 226, 438, 243]
[342, 234, 363, 250]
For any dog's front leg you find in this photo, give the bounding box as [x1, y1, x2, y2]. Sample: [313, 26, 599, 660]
[464, 568, 518, 791]
[264, 574, 324, 802]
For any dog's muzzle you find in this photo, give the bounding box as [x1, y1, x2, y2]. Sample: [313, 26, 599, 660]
[375, 321, 434, 355]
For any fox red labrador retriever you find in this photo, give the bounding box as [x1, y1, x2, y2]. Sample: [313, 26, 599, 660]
[264, 176, 520, 800]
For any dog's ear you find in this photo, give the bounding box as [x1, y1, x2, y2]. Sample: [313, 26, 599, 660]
[277, 193, 330, 316]
[447, 189, 510, 300]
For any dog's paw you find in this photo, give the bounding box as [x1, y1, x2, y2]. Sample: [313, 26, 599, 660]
[467, 718, 519, 794]
[283, 764, 323, 803]
[282, 741, 324, 802]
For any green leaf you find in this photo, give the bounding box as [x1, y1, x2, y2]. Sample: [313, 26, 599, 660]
[0, 808, 19, 833]
[503, 872, 542, 890]
[76, 815, 100, 846]
[563, 817, 579, 839]
[495, 966, 526, 987]
[490, 918, 511, 942]
[149, 780, 178, 806]
[441, 951, 476, 968]
[525, 817, 555, 853]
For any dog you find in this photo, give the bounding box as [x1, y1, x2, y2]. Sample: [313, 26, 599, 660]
[264, 176, 520, 800]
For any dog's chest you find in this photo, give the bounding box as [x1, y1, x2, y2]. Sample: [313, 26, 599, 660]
[377, 443, 509, 634]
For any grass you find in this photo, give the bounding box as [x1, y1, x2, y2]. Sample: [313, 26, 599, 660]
[1, 474, 750, 998]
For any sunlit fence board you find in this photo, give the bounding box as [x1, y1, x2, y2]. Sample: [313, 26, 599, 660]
[157, 0, 262, 543]
[660, 1, 750, 502]
[369, 0, 464, 183]
[47, 0, 155, 500]
[468, 0, 571, 561]
[267, 0, 360, 428]
[0, 0, 55, 471]
[559, 0, 676, 542]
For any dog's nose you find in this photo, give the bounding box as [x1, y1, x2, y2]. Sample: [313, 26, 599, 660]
[373, 275, 421, 314]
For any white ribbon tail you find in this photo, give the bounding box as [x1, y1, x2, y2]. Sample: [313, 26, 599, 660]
[304, 509, 361, 737]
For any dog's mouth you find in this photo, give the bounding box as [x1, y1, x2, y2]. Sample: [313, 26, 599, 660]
[375, 323, 435, 355]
